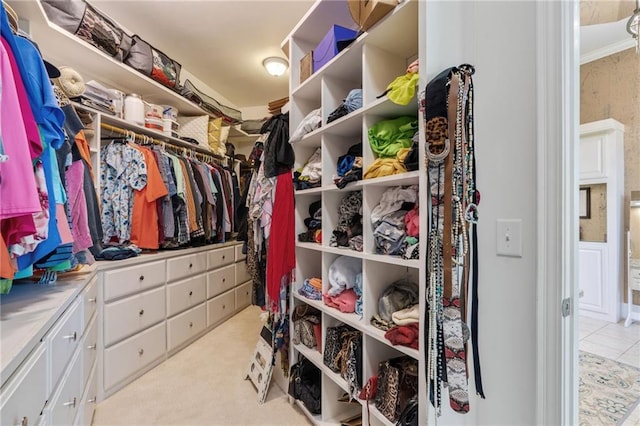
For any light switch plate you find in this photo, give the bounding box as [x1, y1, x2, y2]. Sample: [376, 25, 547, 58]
[496, 219, 522, 257]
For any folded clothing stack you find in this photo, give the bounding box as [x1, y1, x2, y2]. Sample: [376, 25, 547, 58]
[298, 277, 323, 301]
[364, 116, 418, 179]
[294, 147, 321, 190]
[371, 278, 419, 331]
[333, 143, 362, 189]
[330, 191, 362, 249]
[371, 185, 419, 258]
[298, 200, 322, 244]
[322, 256, 362, 314]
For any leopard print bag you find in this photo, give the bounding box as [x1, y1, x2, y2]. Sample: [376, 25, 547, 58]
[374, 356, 419, 422]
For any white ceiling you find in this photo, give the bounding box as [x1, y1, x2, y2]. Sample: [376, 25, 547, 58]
[91, 0, 315, 109]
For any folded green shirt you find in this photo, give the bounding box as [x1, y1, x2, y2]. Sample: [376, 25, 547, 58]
[368, 116, 417, 158]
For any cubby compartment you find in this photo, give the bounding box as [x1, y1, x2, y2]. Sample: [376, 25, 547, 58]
[321, 374, 363, 424]
[323, 190, 363, 251]
[295, 193, 322, 246]
[322, 133, 363, 189]
[363, 261, 419, 357]
[362, 336, 419, 425]
[322, 76, 363, 127]
[295, 249, 323, 306]
[292, 299, 323, 354]
[290, 96, 322, 146]
[361, 113, 419, 180]
[363, 185, 419, 261]
[322, 253, 363, 327]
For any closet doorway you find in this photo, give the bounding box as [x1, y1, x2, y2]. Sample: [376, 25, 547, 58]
[577, 1, 640, 424]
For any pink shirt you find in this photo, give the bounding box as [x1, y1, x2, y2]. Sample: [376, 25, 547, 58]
[0, 39, 41, 219]
[65, 161, 92, 253]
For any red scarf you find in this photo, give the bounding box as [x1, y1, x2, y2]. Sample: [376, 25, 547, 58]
[266, 174, 296, 312]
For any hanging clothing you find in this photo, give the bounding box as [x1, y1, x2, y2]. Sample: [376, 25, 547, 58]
[100, 142, 148, 244]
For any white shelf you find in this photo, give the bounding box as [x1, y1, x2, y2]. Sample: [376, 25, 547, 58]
[287, 1, 422, 423]
[294, 400, 327, 426]
[365, 325, 419, 360]
[294, 343, 324, 371]
[228, 126, 260, 145]
[11, 1, 209, 116]
[369, 404, 396, 426]
[295, 187, 324, 195]
[296, 242, 324, 252]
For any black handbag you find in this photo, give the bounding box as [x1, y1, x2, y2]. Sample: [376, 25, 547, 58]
[288, 357, 322, 414]
[396, 396, 418, 426]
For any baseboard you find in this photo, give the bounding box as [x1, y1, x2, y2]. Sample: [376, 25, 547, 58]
[620, 303, 640, 322]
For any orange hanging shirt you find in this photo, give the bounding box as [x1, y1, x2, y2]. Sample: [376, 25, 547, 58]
[130, 146, 168, 249]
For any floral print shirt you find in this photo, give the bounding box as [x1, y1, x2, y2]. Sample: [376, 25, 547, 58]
[100, 143, 147, 244]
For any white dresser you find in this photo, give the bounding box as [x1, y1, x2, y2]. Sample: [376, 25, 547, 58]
[1, 241, 252, 425]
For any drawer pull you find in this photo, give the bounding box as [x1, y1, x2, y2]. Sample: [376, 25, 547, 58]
[139, 275, 145, 281]
[88, 397, 97, 404]
[189, 290, 193, 296]
[87, 344, 97, 350]
[138, 348, 144, 356]
[189, 321, 194, 328]
[16, 416, 27, 426]
[63, 331, 77, 342]
[189, 263, 193, 268]
[222, 304, 226, 310]
[88, 297, 97, 303]
[63, 397, 76, 408]
[222, 278, 226, 283]
[222, 255, 226, 260]
[139, 309, 145, 316]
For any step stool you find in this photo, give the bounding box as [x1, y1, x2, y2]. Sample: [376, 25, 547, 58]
[245, 325, 274, 404]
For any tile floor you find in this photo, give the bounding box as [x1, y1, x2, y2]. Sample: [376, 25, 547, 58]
[579, 316, 640, 425]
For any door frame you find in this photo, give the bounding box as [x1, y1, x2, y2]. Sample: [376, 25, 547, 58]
[536, 0, 579, 424]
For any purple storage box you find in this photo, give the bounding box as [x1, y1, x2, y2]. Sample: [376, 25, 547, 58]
[313, 25, 359, 72]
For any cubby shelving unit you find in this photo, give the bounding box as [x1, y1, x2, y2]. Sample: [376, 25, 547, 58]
[283, 0, 424, 424]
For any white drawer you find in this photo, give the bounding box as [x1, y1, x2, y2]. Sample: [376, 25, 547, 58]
[235, 281, 252, 311]
[207, 290, 235, 327]
[104, 287, 166, 347]
[167, 274, 206, 317]
[235, 261, 251, 285]
[235, 244, 246, 262]
[81, 276, 98, 330]
[103, 260, 166, 301]
[46, 349, 83, 426]
[207, 246, 234, 269]
[206, 265, 235, 299]
[0, 344, 47, 426]
[167, 303, 207, 352]
[73, 364, 97, 426]
[103, 322, 166, 391]
[81, 316, 97, 386]
[167, 253, 207, 281]
[48, 298, 82, 391]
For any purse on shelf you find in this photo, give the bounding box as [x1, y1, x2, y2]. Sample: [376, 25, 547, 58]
[288, 357, 322, 415]
[396, 395, 419, 426]
[292, 305, 321, 349]
[374, 356, 419, 423]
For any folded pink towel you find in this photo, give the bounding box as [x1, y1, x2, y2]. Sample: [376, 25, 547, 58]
[323, 289, 358, 313]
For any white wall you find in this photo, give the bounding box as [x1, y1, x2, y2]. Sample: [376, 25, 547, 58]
[425, 2, 540, 424]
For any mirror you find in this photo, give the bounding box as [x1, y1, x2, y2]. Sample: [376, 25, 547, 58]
[579, 183, 607, 242]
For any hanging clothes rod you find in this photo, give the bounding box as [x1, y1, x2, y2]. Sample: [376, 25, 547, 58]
[99, 122, 226, 164]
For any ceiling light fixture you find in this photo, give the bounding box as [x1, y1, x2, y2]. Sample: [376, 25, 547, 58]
[627, 0, 640, 54]
[263, 57, 288, 77]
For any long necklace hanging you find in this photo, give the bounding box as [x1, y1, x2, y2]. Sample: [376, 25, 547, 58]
[424, 64, 477, 416]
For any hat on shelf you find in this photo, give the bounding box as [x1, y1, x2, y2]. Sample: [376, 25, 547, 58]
[56, 66, 86, 98]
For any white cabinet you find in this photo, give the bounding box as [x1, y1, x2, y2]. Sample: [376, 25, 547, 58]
[207, 291, 236, 327]
[284, 1, 422, 424]
[103, 322, 167, 391]
[167, 274, 207, 317]
[207, 265, 236, 298]
[45, 350, 83, 426]
[207, 246, 234, 269]
[47, 299, 82, 391]
[103, 260, 166, 301]
[167, 304, 207, 352]
[0, 344, 47, 426]
[167, 253, 207, 281]
[103, 287, 166, 347]
[578, 119, 625, 323]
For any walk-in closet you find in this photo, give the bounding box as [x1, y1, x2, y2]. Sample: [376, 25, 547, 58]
[3, 0, 639, 425]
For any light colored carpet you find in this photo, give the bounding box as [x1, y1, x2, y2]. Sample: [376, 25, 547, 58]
[579, 351, 640, 425]
[93, 306, 311, 426]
